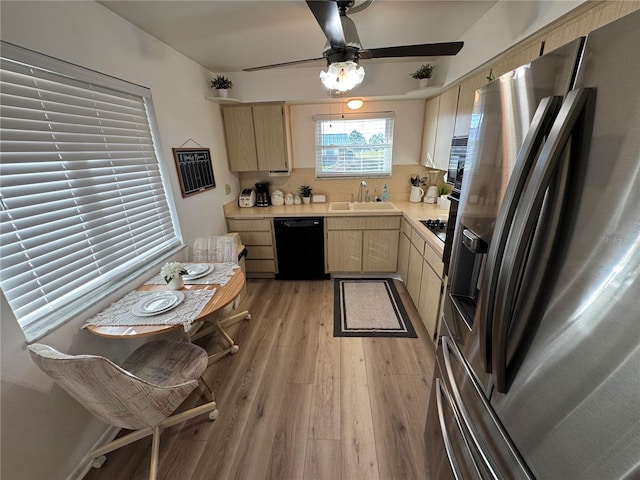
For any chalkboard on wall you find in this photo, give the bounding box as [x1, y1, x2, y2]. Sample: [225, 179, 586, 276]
[172, 148, 216, 197]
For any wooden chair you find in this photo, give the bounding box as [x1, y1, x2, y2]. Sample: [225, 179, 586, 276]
[28, 341, 217, 480]
[189, 234, 251, 363]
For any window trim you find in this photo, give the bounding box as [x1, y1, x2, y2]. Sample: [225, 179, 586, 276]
[314, 111, 395, 178]
[0, 41, 184, 341]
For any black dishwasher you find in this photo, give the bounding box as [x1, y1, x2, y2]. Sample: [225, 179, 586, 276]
[274, 217, 326, 280]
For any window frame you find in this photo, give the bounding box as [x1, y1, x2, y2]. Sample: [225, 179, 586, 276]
[314, 111, 395, 178]
[0, 41, 184, 341]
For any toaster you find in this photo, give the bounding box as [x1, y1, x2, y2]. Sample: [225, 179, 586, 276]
[238, 189, 256, 208]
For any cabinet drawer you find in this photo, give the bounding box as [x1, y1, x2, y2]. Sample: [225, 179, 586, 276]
[424, 241, 444, 277]
[246, 259, 275, 273]
[238, 231, 273, 246]
[246, 245, 274, 260]
[326, 216, 401, 230]
[410, 228, 426, 255]
[227, 218, 272, 232]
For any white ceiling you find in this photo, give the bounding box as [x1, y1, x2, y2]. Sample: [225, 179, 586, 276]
[98, 1, 498, 73]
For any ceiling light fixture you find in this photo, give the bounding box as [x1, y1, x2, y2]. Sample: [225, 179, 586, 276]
[320, 60, 365, 93]
[347, 98, 364, 110]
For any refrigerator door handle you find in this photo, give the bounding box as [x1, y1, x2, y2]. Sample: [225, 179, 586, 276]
[435, 378, 482, 480]
[476, 96, 563, 373]
[441, 337, 533, 480]
[493, 88, 593, 393]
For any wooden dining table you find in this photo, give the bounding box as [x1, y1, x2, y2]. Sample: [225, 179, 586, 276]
[85, 266, 246, 339]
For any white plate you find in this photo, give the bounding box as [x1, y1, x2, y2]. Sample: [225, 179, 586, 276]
[183, 263, 213, 281]
[132, 291, 185, 317]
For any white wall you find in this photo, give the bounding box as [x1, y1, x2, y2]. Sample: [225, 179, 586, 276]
[0, 2, 239, 479]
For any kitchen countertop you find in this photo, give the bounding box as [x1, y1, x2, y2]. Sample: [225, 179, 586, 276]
[224, 200, 450, 255]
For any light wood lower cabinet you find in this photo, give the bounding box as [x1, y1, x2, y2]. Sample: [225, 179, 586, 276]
[401, 220, 445, 343]
[418, 257, 444, 343]
[326, 216, 400, 273]
[397, 225, 410, 282]
[226, 218, 275, 277]
[327, 230, 362, 272]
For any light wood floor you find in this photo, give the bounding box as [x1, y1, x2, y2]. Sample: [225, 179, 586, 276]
[84, 278, 437, 480]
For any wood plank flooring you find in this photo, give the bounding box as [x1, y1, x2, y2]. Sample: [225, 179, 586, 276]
[84, 278, 436, 480]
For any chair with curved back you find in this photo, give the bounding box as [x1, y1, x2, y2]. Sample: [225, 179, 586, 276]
[28, 340, 218, 480]
[189, 234, 251, 363]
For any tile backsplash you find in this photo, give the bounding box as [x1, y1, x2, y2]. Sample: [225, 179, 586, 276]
[238, 165, 446, 203]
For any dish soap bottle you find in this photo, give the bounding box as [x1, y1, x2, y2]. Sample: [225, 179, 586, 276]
[382, 184, 389, 202]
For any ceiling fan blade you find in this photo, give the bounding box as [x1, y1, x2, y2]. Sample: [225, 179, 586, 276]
[243, 57, 325, 72]
[359, 42, 464, 59]
[306, 0, 346, 48]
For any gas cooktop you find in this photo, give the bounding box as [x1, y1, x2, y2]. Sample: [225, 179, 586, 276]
[420, 219, 446, 243]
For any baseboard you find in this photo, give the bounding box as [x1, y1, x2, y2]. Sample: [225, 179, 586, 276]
[66, 425, 120, 480]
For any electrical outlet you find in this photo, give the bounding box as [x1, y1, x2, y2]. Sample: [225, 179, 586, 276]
[225, 184, 231, 195]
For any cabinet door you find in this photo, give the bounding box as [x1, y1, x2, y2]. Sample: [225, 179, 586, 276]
[406, 242, 423, 306]
[363, 230, 398, 272]
[454, 70, 490, 137]
[433, 86, 460, 171]
[253, 104, 288, 171]
[221, 105, 258, 171]
[542, 2, 640, 53]
[420, 96, 440, 167]
[397, 231, 410, 281]
[418, 259, 443, 342]
[327, 230, 362, 272]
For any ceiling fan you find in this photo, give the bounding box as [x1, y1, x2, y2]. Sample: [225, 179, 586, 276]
[243, 0, 463, 93]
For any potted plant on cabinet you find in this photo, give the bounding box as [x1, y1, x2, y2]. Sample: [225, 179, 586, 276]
[298, 185, 313, 204]
[410, 64, 434, 88]
[210, 75, 233, 98]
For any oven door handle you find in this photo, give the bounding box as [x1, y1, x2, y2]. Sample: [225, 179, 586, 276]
[476, 96, 563, 374]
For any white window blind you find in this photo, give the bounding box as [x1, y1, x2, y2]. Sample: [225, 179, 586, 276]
[0, 42, 182, 339]
[314, 112, 394, 178]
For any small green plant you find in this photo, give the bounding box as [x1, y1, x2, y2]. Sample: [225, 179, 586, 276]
[437, 184, 452, 196]
[410, 64, 434, 80]
[210, 75, 233, 90]
[298, 185, 312, 197]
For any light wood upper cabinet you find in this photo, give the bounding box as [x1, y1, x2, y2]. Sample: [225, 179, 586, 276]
[420, 86, 460, 171]
[221, 105, 258, 172]
[252, 104, 289, 171]
[454, 70, 490, 138]
[542, 1, 640, 53]
[221, 103, 290, 172]
[419, 96, 439, 168]
[433, 86, 460, 171]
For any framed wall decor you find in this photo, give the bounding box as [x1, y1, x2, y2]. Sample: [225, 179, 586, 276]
[171, 147, 216, 197]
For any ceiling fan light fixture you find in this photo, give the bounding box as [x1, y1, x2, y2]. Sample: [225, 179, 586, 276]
[320, 60, 365, 93]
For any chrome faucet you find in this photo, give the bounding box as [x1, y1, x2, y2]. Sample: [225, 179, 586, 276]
[358, 181, 367, 202]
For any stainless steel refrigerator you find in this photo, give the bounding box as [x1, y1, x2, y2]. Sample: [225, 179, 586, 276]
[425, 10, 640, 479]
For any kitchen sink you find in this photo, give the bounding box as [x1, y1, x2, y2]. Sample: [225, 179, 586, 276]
[328, 201, 399, 212]
[352, 202, 398, 211]
[328, 202, 351, 211]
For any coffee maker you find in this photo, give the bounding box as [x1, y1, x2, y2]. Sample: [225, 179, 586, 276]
[255, 182, 270, 207]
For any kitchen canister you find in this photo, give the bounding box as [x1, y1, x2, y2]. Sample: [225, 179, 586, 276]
[284, 193, 294, 205]
[293, 195, 302, 205]
[271, 189, 284, 206]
